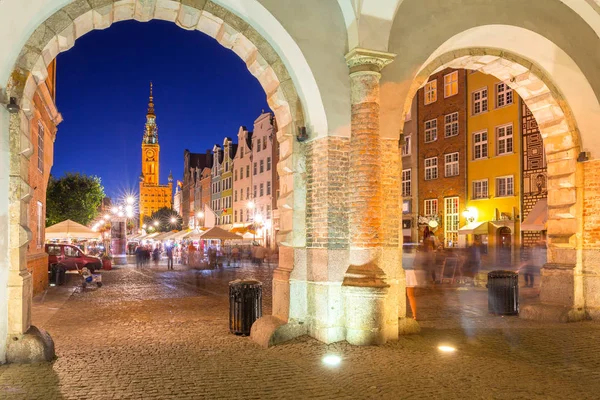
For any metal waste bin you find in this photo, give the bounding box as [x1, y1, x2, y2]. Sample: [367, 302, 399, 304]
[50, 264, 66, 286]
[487, 270, 519, 315]
[229, 279, 262, 336]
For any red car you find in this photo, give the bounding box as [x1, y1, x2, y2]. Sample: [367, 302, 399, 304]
[46, 244, 102, 272]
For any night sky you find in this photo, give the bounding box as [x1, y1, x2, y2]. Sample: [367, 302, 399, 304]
[55, 20, 270, 200]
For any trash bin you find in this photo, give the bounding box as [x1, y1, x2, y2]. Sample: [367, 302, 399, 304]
[487, 270, 519, 315]
[49, 264, 57, 286]
[50, 264, 66, 286]
[229, 279, 262, 336]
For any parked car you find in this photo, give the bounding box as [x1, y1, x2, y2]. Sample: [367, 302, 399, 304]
[46, 244, 102, 272]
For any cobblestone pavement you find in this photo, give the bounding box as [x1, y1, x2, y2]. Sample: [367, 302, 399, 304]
[2, 260, 600, 399]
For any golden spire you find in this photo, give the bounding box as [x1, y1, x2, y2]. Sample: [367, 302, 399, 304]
[147, 81, 155, 117]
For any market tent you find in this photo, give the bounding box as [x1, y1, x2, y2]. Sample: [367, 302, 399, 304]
[153, 231, 174, 241]
[170, 229, 193, 241]
[199, 227, 243, 241]
[145, 232, 160, 240]
[184, 228, 208, 239]
[45, 219, 101, 240]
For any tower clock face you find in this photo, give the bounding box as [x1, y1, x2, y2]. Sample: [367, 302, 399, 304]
[146, 149, 155, 159]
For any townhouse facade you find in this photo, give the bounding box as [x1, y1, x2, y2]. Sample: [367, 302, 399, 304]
[220, 138, 236, 227]
[401, 95, 419, 244]
[233, 126, 253, 227]
[181, 149, 212, 228]
[28, 60, 62, 296]
[416, 68, 468, 247]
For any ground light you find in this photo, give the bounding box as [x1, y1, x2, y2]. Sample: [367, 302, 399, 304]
[438, 345, 457, 353]
[322, 355, 342, 366]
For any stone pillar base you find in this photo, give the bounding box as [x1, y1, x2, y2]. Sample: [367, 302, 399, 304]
[343, 285, 389, 345]
[112, 255, 127, 265]
[520, 303, 588, 323]
[6, 325, 55, 363]
[250, 316, 307, 348]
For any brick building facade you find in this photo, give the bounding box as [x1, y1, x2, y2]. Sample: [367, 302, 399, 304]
[401, 95, 418, 243]
[27, 60, 62, 296]
[416, 68, 468, 247]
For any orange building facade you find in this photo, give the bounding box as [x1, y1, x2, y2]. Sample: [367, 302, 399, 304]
[27, 60, 62, 295]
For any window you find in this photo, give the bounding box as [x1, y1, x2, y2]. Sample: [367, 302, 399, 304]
[424, 80, 437, 105]
[402, 135, 411, 156]
[253, 162, 257, 175]
[37, 122, 44, 173]
[241, 147, 244, 158]
[424, 199, 438, 216]
[234, 169, 237, 181]
[425, 157, 438, 180]
[473, 179, 488, 199]
[496, 82, 513, 108]
[473, 88, 488, 115]
[424, 119, 437, 143]
[246, 187, 250, 199]
[496, 124, 514, 155]
[267, 205, 271, 216]
[254, 185, 257, 198]
[37, 201, 43, 247]
[473, 131, 488, 160]
[401, 169, 411, 197]
[260, 160, 264, 173]
[263, 136, 267, 150]
[496, 176, 514, 197]
[234, 190, 237, 202]
[260, 183, 264, 197]
[444, 71, 458, 98]
[444, 197, 459, 247]
[267, 157, 271, 171]
[444, 112, 459, 138]
[267, 181, 271, 195]
[246, 165, 250, 178]
[444, 152, 459, 177]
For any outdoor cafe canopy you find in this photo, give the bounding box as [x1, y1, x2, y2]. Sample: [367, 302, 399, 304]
[45, 219, 101, 240]
[198, 227, 243, 241]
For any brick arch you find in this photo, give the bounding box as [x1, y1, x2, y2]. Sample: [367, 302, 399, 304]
[399, 48, 586, 321]
[4, 0, 308, 350]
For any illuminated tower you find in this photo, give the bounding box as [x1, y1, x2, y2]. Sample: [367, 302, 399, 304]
[139, 83, 173, 226]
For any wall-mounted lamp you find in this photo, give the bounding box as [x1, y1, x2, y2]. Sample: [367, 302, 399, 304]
[6, 97, 20, 114]
[462, 207, 478, 223]
[577, 151, 590, 162]
[297, 126, 308, 142]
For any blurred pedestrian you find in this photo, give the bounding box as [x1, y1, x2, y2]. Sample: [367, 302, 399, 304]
[135, 245, 143, 268]
[232, 246, 240, 267]
[403, 247, 418, 320]
[166, 245, 174, 270]
[423, 226, 436, 284]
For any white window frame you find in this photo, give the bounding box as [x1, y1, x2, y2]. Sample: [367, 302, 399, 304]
[37, 201, 43, 247]
[424, 80, 437, 105]
[472, 179, 489, 199]
[496, 123, 514, 156]
[424, 119, 438, 143]
[496, 82, 514, 108]
[444, 152, 459, 177]
[424, 199, 438, 216]
[37, 122, 44, 173]
[473, 130, 488, 160]
[496, 175, 515, 197]
[472, 87, 488, 115]
[444, 197, 459, 248]
[424, 157, 438, 180]
[402, 134, 411, 156]
[444, 71, 458, 98]
[401, 169, 411, 197]
[444, 112, 459, 138]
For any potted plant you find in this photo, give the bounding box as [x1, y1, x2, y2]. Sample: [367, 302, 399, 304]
[102, 254, 112, 270]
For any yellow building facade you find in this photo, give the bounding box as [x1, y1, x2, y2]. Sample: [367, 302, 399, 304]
[463, 71, 521, 258]
[139, 84, 172, 225]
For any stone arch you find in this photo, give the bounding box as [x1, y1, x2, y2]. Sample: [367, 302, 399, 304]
[381, 35, 591, 321]
[2, 0, 324, 361]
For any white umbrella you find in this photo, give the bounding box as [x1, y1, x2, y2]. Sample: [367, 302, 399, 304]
[45, 219, 101, 240]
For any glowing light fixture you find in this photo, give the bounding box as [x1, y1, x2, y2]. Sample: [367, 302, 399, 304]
[438, 345, 456, 353]
[153, 221, 159, 227]
[117, 211, 124, 217]
[247, 201, 255, 210]
[170, 217, 177, 223]
[462, 207, 478, 223]
[126, 196, 135, 205]
[322, 355, 341, 366]
[104, 214, 110, 220]
[197, 211, 204, 218]
[111, 206, 118, 214]
[142, 224, 147, 229]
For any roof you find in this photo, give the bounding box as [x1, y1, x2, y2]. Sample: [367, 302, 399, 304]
[45, 219, 102, 240]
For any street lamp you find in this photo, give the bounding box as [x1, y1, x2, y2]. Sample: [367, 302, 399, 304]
[196, 211, 204, 228]
[170, 217, 177, 224]
[153, 221, 159, 227]
[462, 207, 477, 223]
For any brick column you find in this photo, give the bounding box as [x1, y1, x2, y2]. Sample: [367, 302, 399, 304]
[342, 48, 400, 345]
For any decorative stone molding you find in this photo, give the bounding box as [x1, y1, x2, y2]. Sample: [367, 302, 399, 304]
[345, 47, 396, 74]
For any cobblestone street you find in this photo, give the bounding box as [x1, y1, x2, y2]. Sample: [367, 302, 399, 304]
[1, 261, 600, 399]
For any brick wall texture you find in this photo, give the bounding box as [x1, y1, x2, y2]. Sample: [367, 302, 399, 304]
[305, 136, 349, 249]
[583, 159, 600, 249]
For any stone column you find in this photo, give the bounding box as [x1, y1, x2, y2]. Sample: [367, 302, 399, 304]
[342, 48, 397, 345]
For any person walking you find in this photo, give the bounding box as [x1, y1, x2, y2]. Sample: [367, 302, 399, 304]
[166, 245, 174, 270]
[422, 226, 436, 284]
[135, 245, 143, 268]
[232, 246, 240, 267]
[403, 246, 418, 320]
